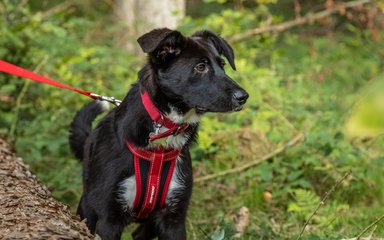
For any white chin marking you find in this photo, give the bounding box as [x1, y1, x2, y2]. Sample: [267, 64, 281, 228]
[166, 106, 201, 124]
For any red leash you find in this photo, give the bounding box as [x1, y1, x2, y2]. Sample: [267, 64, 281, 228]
[0, 60, 121, 105]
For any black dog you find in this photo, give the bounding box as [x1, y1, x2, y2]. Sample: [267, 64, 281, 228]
[69, 28, 248, 240]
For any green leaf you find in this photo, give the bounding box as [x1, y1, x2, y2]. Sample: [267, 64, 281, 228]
[210, 229, 225, 240]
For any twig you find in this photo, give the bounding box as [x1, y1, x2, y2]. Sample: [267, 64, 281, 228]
[194, 133, 305, 183]
[296, 170, 352, 240]
[9, 56, 49, 141]
[197, 225, 211, 240]
[41, 0, 77, 20]
[356, 214, 384, 239]
[229, 0, 372, 43]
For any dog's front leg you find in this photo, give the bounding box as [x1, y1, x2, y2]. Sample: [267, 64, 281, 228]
[157, 213, 187, 240]
[132, 220, 158, 240]
[95, 219, 124, 240]
[158, 221, 186, 240]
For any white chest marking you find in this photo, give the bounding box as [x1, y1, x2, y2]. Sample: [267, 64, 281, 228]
[166, 156, 185, 206]
[164, 107, 200, 149]
[147, 107, 200, 149]
[118, 175, 136, 211]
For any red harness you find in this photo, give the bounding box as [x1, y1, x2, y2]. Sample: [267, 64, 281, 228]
[126, 142, 180, 218]
[141, 91, 189, 142]
[126, 91, 189, 218]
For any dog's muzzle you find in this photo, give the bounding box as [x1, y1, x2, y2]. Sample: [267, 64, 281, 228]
[232, 89, 249, 111]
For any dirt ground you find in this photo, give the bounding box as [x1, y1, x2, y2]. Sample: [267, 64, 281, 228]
[0, 138, 94, 240]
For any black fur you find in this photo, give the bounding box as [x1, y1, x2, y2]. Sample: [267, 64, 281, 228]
[69, 101, 105, 160]
[69, 28, 248, 240]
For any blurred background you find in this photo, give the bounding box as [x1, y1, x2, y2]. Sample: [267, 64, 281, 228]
[0, 0, 384, 239]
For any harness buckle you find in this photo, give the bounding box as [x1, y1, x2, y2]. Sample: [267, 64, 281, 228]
[90, 93, 122, 106]
[153, 114, 164, 134]
[173, 124, 189, 136]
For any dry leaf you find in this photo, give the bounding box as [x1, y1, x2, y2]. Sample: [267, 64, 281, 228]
[233, 207, 250, 238]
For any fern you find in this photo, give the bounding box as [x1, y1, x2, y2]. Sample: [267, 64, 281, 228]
[288, 189, 349, 232]
[288, 189, 320, 218]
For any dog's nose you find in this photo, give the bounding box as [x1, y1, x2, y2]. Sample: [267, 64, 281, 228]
[233, 89, 249, 104]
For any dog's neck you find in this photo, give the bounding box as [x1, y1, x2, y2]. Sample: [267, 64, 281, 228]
[116, 65, 200, 150]
[148, 88, 202, 149]
[147, 105, 200, 149]
[139, 63, 201, 125]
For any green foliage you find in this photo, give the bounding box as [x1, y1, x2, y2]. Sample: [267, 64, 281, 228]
[345, 80, 384, 137]
[288, 189, 321, 217]
[288, 189, 349, 231]
[1, 1, 384, 239]
[181, 2, 384, 239]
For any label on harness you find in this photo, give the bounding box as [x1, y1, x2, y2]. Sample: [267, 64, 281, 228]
[126, 142, 179, 219]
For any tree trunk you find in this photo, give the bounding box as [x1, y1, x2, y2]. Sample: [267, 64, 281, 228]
[113, 0, 185, 51]
[0, 138, 94, 239]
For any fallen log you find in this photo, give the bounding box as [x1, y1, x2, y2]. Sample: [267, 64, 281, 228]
[0, 138, 94, 239]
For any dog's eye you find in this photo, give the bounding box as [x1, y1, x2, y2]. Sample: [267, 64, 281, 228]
[194, 63, 208, 73]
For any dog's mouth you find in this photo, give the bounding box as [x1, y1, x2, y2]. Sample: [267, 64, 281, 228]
[195, 105, 245, 114]
[233, 105, 244, 111]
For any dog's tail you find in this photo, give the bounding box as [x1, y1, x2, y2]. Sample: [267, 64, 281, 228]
[69, 100, 108, 160]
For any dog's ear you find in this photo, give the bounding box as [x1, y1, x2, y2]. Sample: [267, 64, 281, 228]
[137, 28, 186, 62]
[192, 30, 236, 70]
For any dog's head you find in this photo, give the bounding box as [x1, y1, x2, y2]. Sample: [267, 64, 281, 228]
[137, 28, 248, 114]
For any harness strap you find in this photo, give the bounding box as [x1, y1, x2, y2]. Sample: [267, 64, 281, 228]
[160, 158, 176, 207]
[149, 123, 189, 142]
[127, 142, 179, 218]
[133, 153, 142, 208]
[140, 91, 190, 142]
[141, 91, 178, 129]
